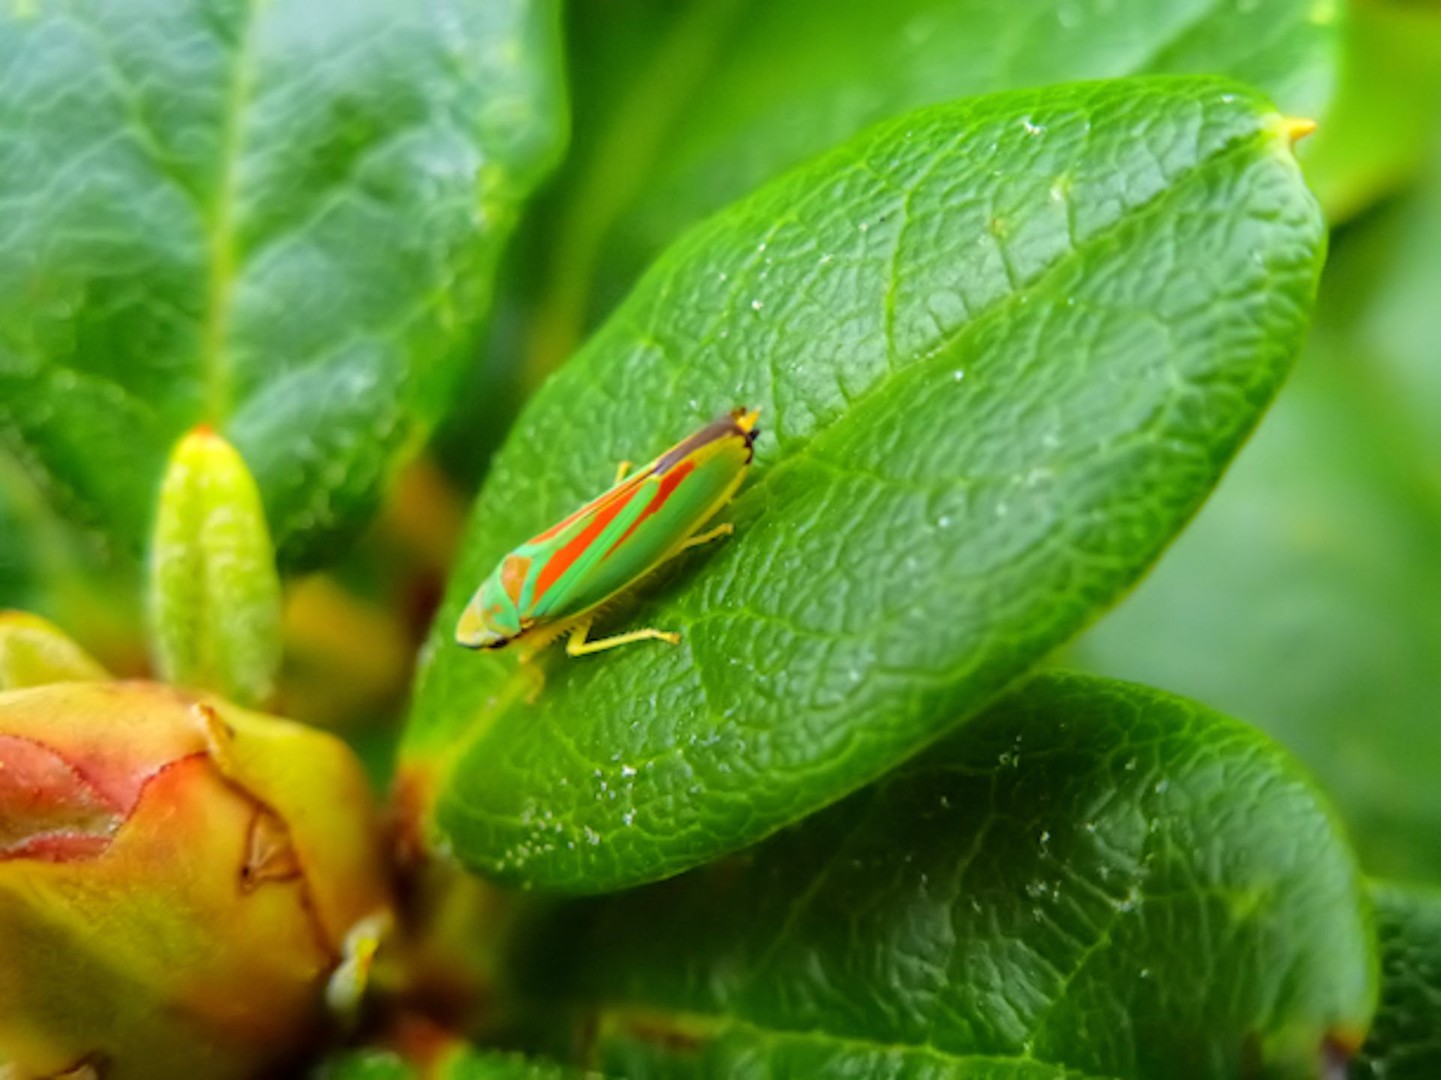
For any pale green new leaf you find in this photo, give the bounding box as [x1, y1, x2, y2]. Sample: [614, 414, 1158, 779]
[147, 427, 280, 706]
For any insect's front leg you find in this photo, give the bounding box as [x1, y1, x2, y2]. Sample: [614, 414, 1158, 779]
[613, 460, 633, 484]
[674, 522, 733, 555]
[654, 522, 736, 570]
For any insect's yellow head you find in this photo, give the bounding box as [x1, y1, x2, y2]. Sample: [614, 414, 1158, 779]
[455, 599, 509, 649]
[728, 407, 761, 462]
[455, 555, 529, 649]
[454, 593, 516, 650]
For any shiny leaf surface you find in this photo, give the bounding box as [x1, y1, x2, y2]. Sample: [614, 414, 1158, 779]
[508, 673, 1375, 1079]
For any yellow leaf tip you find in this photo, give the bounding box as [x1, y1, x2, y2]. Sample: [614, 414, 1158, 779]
[1279, 116, 1317, 146]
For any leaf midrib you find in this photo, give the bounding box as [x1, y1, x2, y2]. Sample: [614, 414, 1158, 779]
[200, 0, 261, 423]
[731, 121, 1284, 511]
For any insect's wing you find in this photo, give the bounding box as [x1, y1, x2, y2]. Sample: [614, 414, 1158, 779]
[517, 417, 754, 623]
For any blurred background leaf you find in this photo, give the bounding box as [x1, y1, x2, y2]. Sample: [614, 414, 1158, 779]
[0, 0, 566, 569]
[506, 673, 1374, 1079]
[407, 78, 1325, 893]
[0, 451, 145, 675]
[1075, 130, 1441, 880]
[1302, 0, 1441, 221]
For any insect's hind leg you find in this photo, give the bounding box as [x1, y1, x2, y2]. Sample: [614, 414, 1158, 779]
[555, 519, 732, 662]
[565, 615, 680, 657]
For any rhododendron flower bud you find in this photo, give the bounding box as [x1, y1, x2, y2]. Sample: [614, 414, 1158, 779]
[0, 681, 394, 1079]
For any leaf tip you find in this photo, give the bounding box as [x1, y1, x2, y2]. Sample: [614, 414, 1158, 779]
[1276, 116, 1318, 146]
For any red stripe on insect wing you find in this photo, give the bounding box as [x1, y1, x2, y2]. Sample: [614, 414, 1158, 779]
[532, 485, 645, 602]
[603, 461, 696, 560]
[530, 468, 652, 544]
[531, 414, 743, 546]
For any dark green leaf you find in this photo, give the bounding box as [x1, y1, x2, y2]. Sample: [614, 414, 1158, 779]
[0, 0, 565, 567]
[520, 0, 1338, 375]
[317, 1046, 594, 1080]
[1352, 882, 1441, 1080]
[508, 672, 1375, 1079]
[1075, 164, 1441, 880]
[404, 77, 1325, 892]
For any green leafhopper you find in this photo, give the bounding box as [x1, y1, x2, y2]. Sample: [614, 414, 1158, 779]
[456, 408, 760, 661]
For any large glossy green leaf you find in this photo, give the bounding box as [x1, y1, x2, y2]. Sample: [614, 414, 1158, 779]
[1352, 882, 1441, 1080]
[403, 77, 1326, 892]
[1075, 162, 1441, 880]
[514, 0, 1338, 377]
[506, 673, 1375, 1078]
[0, 0, 565, 567]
